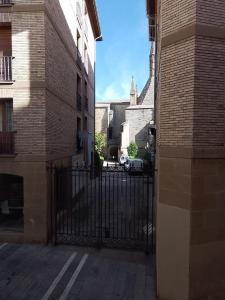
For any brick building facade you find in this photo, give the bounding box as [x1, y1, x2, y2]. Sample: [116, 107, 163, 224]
[0, 0, 101, 243]
[147, 0, 225, 299]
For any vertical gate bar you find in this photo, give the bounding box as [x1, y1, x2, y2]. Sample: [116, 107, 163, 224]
[93, 169, 98, 240]
[146, 175, 150, 254]
[61, 170, 63, 234]
[90, 168, 92, 237]
[63, 169, 66, 234]
[93, 169, 98, 239]
[74, 171, 77, 235]
[108, 171, 110, 241]
[129, 172, 131, 240]
[151, 172, 154, 254]
[67, 168, 69, 235]
[134, 175, 136, 241]
[125, 171, 127, 241]
[116, 171, 119, 239]
[71, 169, 73, 235]
[137, 175, 140, 241]
[120, 172, 123, 240]
[86, 168, 89, 238]
[59, 170, 61, 234]
[57, 170, 60, 234]
[91, 168, 93, 238]
[98, 167, 102, 247]
[142, 174, 145, 241]
[105, 170, 107, 240]
[78, 169, 81, 236]
[112, 170, 114, 239]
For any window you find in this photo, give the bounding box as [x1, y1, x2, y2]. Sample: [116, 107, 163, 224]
[77, 117, 83, 152]
[84, 81, 88, 111]
[76, 30, 82, 55]
[83, 116, 88, 131]
[77, 75, 82, 94]
[108, 127, 113, 139]
[84, 44, 88, 74]
[0, 99, 13, 132]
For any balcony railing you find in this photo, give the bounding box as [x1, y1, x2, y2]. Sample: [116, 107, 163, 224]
[0, 0, 13, 5]
[77, 92, 82, 111]
[0, 132, 15, 155]
[0, 56, 13, 82]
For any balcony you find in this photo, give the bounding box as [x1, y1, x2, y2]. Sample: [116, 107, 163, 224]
[0, 132, 15, 155]
[77, 92, 82, 112]
[0, 56, 13, 83]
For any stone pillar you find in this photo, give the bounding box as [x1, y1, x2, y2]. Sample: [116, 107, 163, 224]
[156, 1, 225, 299]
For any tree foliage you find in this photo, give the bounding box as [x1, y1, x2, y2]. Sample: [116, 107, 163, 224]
[95, 132, 106, 156]
[127, 142, 138, 158]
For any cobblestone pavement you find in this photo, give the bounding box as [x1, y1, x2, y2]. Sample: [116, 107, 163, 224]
[0, 243, 156, 300]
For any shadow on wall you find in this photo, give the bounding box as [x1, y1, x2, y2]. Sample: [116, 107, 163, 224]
[135, 124, 150, 156]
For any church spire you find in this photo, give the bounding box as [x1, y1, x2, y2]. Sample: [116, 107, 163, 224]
[130, 76, 137, 105]
[130, 76, 135, 95]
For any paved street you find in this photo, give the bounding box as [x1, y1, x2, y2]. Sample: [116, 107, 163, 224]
[0, 243, 156, 300]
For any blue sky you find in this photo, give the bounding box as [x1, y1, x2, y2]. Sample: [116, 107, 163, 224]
[96, 0, 150, 102]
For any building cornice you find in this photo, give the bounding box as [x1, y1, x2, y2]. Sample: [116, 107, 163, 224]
[0, 1, 102, 40]
[85, 0, 102, 41]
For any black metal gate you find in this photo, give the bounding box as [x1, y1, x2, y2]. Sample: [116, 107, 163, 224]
[51, 165, 153, 253]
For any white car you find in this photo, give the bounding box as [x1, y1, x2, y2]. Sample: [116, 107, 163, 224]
[124, 158, 144, 174]
[119, 154, 128, 165]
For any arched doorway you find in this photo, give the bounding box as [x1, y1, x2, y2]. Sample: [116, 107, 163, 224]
[0, 174, 24, 231]
[109, 146, 119, 161]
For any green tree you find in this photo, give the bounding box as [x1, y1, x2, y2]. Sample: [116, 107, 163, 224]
[127, 142, 138, 158]
[95, 132, 106, 157]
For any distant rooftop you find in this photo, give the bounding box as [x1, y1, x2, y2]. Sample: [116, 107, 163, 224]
[96, 99, 130, 105]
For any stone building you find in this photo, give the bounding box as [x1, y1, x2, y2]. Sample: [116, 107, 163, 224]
[147, 0, 225, 299]
[95, 101, 129, 159]
[95, 73, 154, 159]
[0, 0, 101, 243]
[121, 72, 154, 156]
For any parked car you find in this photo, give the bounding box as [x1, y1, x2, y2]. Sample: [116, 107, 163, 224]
[119, 154, 128, 165]
[124, 158, 144, 174]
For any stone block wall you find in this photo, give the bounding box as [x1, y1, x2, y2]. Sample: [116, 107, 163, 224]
[125, 107, 153, 151]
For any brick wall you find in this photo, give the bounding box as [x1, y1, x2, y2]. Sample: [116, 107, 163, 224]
[155, 0, 225, 299]
[161, 0, 196, 37]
